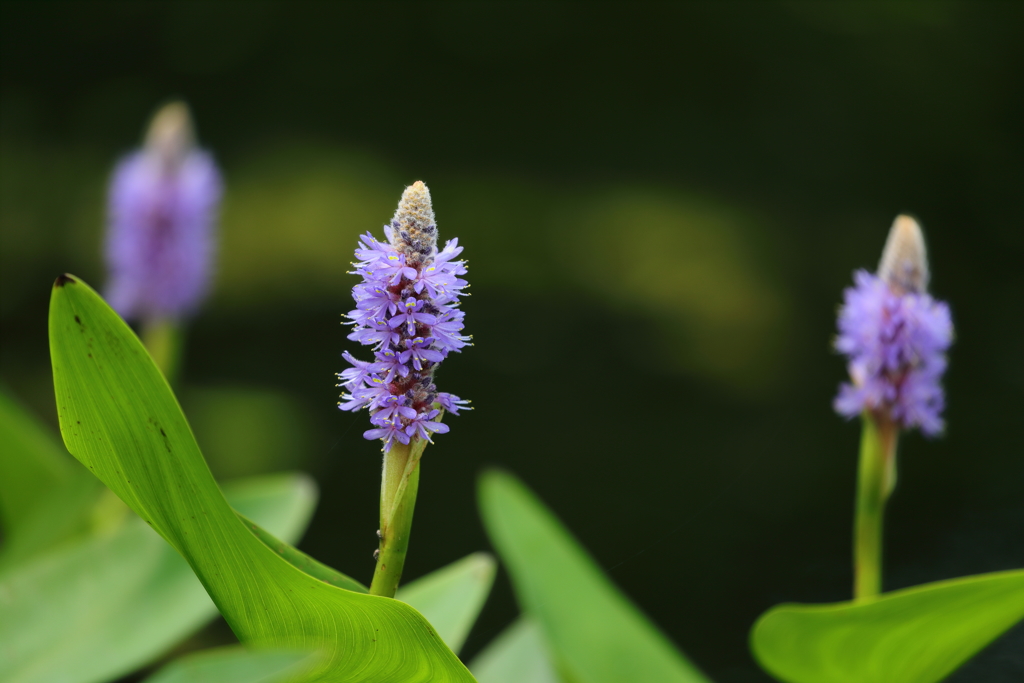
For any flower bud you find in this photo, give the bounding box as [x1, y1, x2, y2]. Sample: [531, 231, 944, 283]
[877, 214, 929, 294]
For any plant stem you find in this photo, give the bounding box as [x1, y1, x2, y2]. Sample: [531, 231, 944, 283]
[141, 317, 182, 384]
[369, 437, 427, 597]
[853, 413, 898, 600]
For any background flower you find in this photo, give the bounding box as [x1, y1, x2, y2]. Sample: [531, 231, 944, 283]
[104, 102, 222, 322]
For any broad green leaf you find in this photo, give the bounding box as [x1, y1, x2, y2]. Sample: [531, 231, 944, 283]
[751, 568, 1024, 683]
[478, 470, 710, 683]
[143, 646, 315, 683]
[0, 387, 101, 567]
[470, 617, 559, 683]
[48, 275, 473, 682]
[398, 552, 497, 653]
[0, 474, 315, 683]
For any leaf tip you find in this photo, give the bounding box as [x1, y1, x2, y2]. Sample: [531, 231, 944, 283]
[54, 273, 77, 288]
[478, 467, 513, 489]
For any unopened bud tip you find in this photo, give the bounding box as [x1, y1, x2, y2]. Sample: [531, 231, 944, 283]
[878, 214, 929, 294]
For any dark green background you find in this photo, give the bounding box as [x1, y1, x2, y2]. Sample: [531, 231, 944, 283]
[2, 2, 1022, 681]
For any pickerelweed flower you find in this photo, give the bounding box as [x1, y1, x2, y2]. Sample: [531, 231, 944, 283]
[338, 181, 470, 452]
[104, 102, 222, 321]
[834, 215, 953, 435]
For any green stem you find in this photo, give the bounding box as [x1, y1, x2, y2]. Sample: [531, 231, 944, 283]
[853, 413, 898, 601]
[369, 437, 427, 597]
[140, 318, 182, 384]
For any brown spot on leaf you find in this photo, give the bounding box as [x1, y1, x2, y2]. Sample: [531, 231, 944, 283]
[54, 274, 76, 287]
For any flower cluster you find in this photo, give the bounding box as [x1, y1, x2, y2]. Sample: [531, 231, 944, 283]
[834, 216, 953, 435]
[338, 181, 470, 451]
[105, 102, 222, 321]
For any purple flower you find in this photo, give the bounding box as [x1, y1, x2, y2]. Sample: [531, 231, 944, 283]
[430, 308, 471, 353]
[375, 395, 418, 423]
[405, 409, 450, 442]
[347, 316, 401, 350]
[355, 282, 400, 318]
[388, 297, 438, 336]
[338, 181, 471, 452]
[371, 348, 410, 383]
[834, 216, 953, 436]
[400, 337, 444, 371]
[337, 350, 375, 387]
[104, 102, 222, 321]
[436, 392, 470, 415]
[363, 417, 411, 452]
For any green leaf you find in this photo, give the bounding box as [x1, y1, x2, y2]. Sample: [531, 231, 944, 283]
[477, 470, 710, 683]
[142, 646, 315, 683]
[751, 569, 1024, 683]
[47, 275, 473, 682]
[0, 386, 77, 520]
[0, 387, 101, 567]
[470, 617, 559, 683]
[398, 552, 497, 653]
[0, 474, 315, 683]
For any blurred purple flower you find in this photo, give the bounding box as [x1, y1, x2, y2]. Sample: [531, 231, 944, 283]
[834, 216, 953, 435]
[338, 181, 471, 451]
[104, 102, 222, 321]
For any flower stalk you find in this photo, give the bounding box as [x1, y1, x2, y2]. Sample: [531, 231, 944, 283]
[370, 437, 427, 597]
[140, 317, 182, 382]
[853, 413, 897, 600]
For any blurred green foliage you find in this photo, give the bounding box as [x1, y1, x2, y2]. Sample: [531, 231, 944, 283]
[478, 470, 711, 683]
[184, 384, 312, 479]
[0, 380, 323, 683]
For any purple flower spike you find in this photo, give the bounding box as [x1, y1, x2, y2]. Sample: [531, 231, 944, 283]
[337, 181, 471, 452]
[104, 102, 222, 321]
[834, 216, 953, 436]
